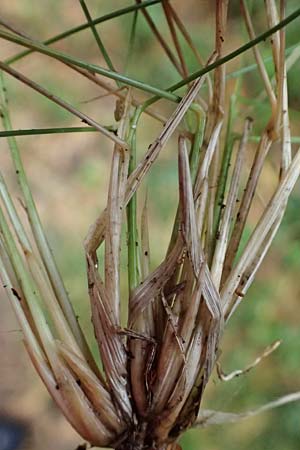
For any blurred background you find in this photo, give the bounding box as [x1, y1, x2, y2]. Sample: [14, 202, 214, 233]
[0, 1, 300, 449]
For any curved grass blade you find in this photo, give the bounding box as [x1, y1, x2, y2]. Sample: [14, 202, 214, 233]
[5, 0, 163, 65]
[0, 73, 98, 371]
[0, 126, 115, 138]
[135, 0, 183, 76]
[0, 63, 126, 148]
[1, 6, 299, 103]
[79, 0, 119, 85]
[0, 28, 179, 102]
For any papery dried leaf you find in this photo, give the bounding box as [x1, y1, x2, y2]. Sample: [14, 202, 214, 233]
[151, 141, 205, 415]
[194, 120, 223, 202]
[222, 132, 272, 283]
[265, 0, 281, 76]
[213, 0, 229, 117]
[129, 194, 155, 416]
[217, 340, 281, 381]
[129, 321, 153, 416]
[87, 255, 132, 420]
[54, 355, 115, 446]
[25, 342, 102, 445]
[169, 311, 219, 436]
[105, 90, 131, 322]
[178, 136, 222, 322]
[160, 291, 185, 356]
[153, 138, 223, 440]
[226, 211, 284, 321]
[58, 341, 124, 433]
[211, 117, 252, 289]
[178, 136, 201, 276]
[128, 235, 184, 327]
[195, 391, 300, 427]
[222, 145, 300, 313]
[154, 324, 204, 440]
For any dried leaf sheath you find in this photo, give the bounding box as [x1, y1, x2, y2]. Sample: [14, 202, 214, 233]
[87, 256, 132, 419]
[105, 91, 132, 322]
[129, 195, 155, 416]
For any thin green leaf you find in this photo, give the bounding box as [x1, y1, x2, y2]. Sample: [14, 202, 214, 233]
[135, 0, 183, 76]
[124, 9, 139, 73]
[0, 126, 115, 138]
[1, 6, 299, 103]
[5, 0, 164, 65]
[168, 5, 300, 92]
[0, 28, 179, 102]
[127, 107, 141, 293]
[79, 0, 119, 86]
[0, 73, 97, 370]
[0, 63, 127, 148]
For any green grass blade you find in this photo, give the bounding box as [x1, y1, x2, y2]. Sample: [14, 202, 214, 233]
[79, 0, 119, 85]
[212, 88, 238, 252]
[127, 107, 141, 292]
[168, 6, 300, 92]
[0, 28, 179, 102]
[0, 126, 115, 138]
[0, 171, 93, 358]
[6, 0, 163, 65]
[0, 172, 31, 252]
[249, 135, 300, 143]
[1, 6, 299, 105]
[0, 72, 95, 365]
[124, 9, 139, 74]
[189, 106, 206, 184]
[227, 42, 299, 79]
[0, 203, 56, 361]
